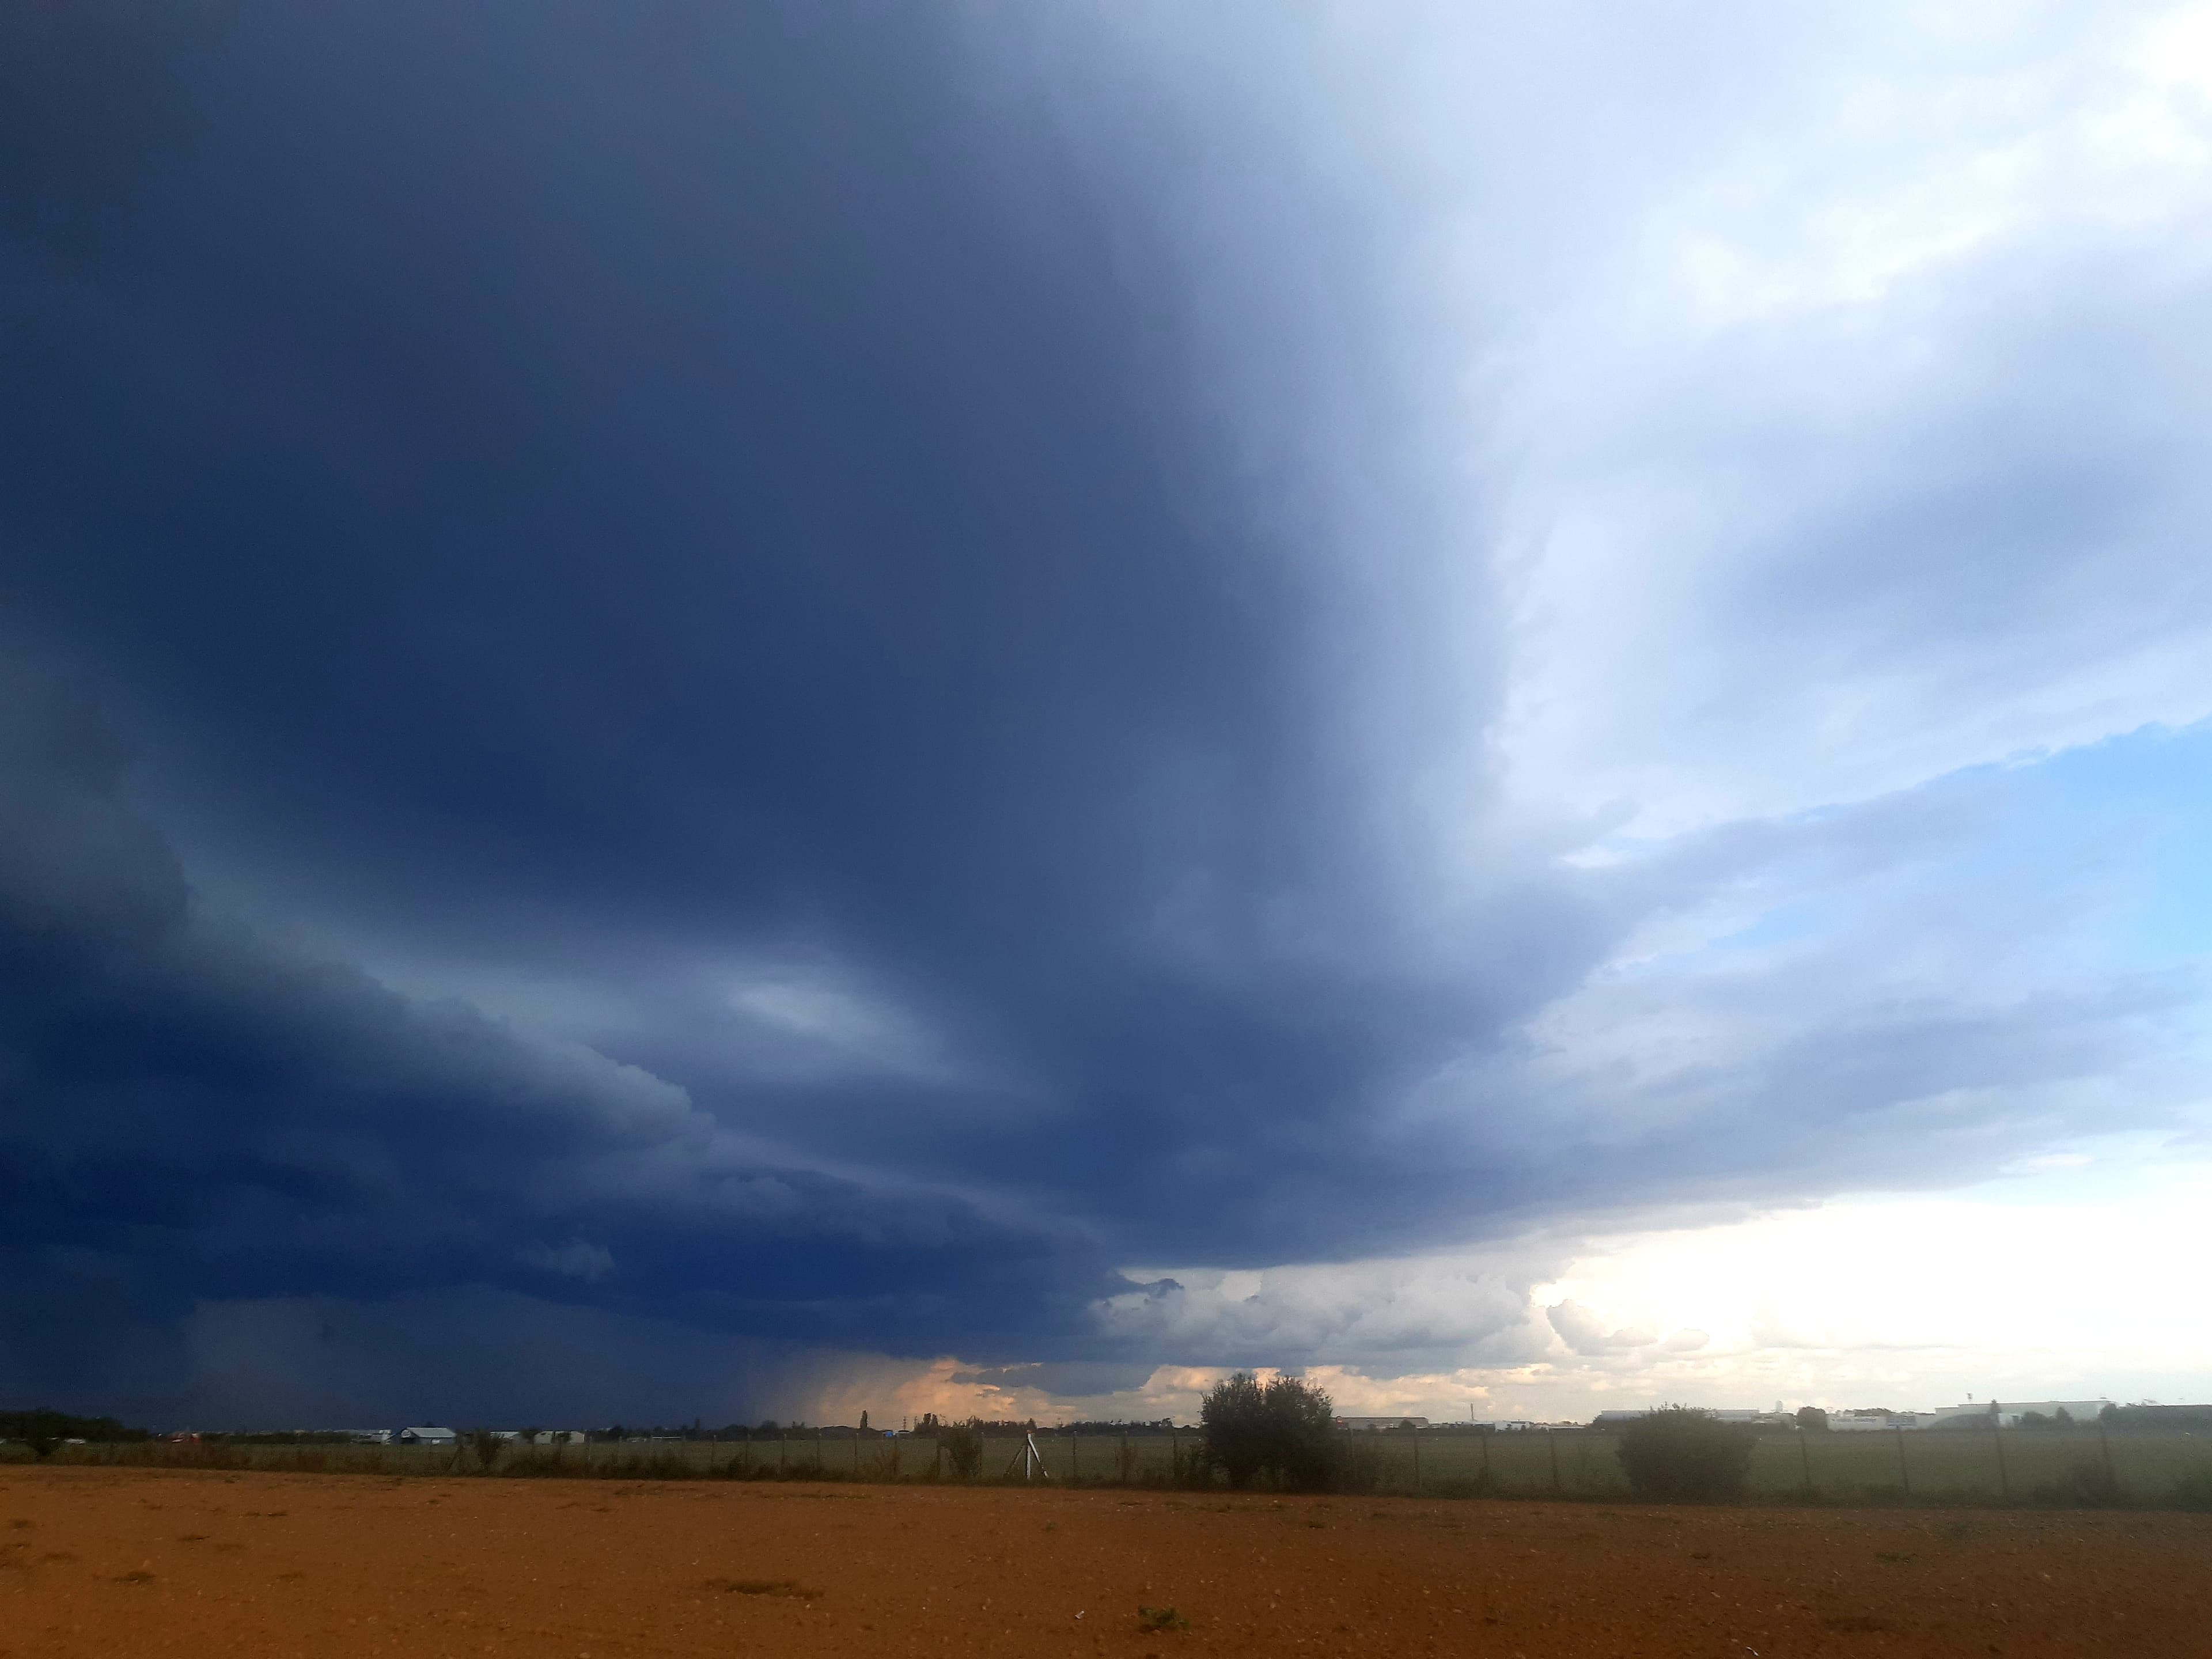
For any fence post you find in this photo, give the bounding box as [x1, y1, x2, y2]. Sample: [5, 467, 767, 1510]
[1547, 1429, 1560, 1498]
[1071, 1430, 1079, 1483]
[1990, 1407, 2010, 1500]
[852, 1430, 859, 1475]
[1894, 1425, 1909, 1497]
[1480, 1430, 1491, 1490]
[1412, 1426, 1421, 1493]
[816, 1426, 824, 1476]
[1798, 1427, 1814, 1499]
[779, 1428, 786, 1474]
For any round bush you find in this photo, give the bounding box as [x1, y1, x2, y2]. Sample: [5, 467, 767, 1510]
[1199, 1373, 1338, 1491]
[1614, 1406, 1756, 1502]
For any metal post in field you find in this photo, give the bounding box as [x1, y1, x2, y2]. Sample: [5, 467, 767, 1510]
[1894, 1425, 1909, 1497]
[1547, 1429, 1560, 1497]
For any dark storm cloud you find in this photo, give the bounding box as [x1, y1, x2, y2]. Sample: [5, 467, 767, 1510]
[1, 0, 1499, 1404]
[1, 3, 1563, 1257]
[0, 663, 1124, 1398]
[2, 1, 2200, 1414]
[0, 0, 237, 268]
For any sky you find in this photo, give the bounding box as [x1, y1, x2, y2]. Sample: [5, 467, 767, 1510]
[1, 0, 2208, 1430]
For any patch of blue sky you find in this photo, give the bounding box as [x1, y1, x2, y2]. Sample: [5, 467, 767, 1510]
[2025, 719, 2212, 964]
[1639, 719, 2212, 982]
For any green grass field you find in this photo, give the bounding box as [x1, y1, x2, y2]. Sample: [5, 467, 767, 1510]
[24, 1425, 2212, 1509]
[1309, 1426, 2212, 1504]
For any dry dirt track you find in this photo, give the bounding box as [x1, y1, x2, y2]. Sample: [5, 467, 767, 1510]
[2, 1468, 2207, 1658]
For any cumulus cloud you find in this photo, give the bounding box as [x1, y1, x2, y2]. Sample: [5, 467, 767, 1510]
[1093, 1255, 1551, 1372]
[1546, 1300, 1656, 1358]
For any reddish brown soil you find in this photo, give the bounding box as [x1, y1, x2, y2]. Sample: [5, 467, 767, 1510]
[2, 1467, 2205, 1657]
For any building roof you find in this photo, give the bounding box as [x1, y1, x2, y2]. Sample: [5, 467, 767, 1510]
[1335, 1415, 1431, 1429]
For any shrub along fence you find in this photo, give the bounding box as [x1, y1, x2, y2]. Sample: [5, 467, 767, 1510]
[24, 1423, 2212, 1510]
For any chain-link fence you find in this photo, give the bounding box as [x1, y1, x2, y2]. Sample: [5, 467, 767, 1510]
[37, 1423, 2212, 1508]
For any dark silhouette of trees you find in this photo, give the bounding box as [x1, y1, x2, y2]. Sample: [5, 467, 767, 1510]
[0, 1409, 147, 1457]
[938, 1418, 984, 1480]
[1199, 1373, 1337, 1491]
[1615, 1406, 1756, 1501]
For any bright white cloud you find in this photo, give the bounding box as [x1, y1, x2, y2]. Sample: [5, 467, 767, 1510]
[1482, 1, 2212, 837]
[795, 1143, 2212, 1425]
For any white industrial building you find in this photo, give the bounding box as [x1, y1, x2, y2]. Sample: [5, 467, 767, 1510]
[1829, 1400, 2111, 1430]
[1922, 1400, 2111, 1430]
[1334, 1416, 1431, 1430]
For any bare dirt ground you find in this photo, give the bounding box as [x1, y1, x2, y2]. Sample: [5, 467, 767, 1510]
[2, 1467, 2205, 1658]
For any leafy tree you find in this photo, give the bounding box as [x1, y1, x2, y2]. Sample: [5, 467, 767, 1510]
[938, 1418, 984, 1480]
[469, 1429, 504, 1472]
[1201, 1373, 1270, 1487]
[1199, 1373, 1337, 1491]
[1794, 1406, 1830, 1431]
[1615, 1406, 1756, 1502]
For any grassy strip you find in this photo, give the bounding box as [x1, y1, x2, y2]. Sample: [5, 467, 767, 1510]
[15, 1435, 2212, 1513]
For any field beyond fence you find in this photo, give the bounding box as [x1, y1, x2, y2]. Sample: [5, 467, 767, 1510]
[18, 1424, 2212, 1510]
